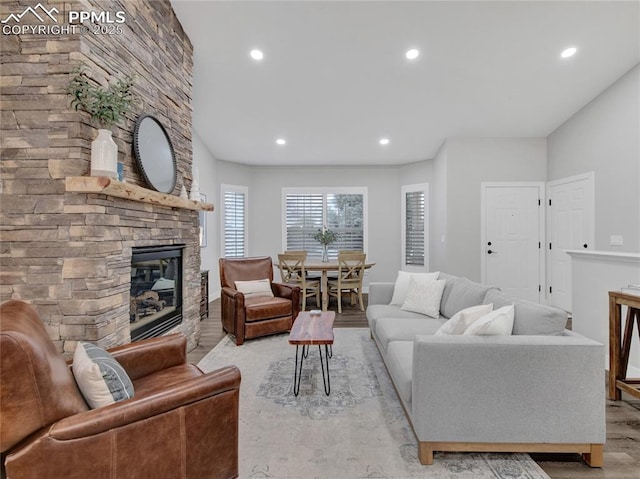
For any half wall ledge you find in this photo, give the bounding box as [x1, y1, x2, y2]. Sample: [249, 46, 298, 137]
[65, 176, 214, 212]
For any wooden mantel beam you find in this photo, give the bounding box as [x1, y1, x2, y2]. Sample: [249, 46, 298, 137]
[65, 177, 214, 212]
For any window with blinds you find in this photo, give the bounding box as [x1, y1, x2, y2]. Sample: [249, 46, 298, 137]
[284, 188, 366, 259]
[402, 184, 428, 270]
[222, 185, 247, 258]
[285, 193, 323, 255]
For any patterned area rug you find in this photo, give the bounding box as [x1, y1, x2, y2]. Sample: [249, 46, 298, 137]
[198, 328, 550, 479]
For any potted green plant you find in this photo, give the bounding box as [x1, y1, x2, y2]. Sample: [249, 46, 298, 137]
[313, 227, 338, 262]
[66, 63, 137, 179]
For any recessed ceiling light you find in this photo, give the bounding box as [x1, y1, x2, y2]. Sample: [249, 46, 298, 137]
[379, 138, 390, 145]
[405, 49, 420, 60]
[250, 49, 264, 61]
[276, 138, 286, 145]
[561, 47, 577, 58]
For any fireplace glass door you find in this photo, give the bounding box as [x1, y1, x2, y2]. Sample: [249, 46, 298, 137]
[130, 245, 184, 341]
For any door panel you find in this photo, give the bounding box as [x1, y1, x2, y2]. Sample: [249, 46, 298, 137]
[548, 174, 594, 312]
[483, 185, 542, 302]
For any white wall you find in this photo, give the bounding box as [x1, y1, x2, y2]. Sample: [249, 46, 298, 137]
[547, 65, 640, 374]
[444, 138, 547, 281]
[547, 64, 640, 253]
[192, 131, 219, 297]
[569, 251, 640, 377]
[430, 142, 448, 273]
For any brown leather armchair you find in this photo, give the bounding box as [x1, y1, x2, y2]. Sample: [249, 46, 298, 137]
[0, 300, 241, 479]
[219, 256, 300, 345]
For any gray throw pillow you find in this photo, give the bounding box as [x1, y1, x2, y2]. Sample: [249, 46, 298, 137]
[483, 289, 568, 335]
[72, 341, 135, 409]
[440, 277, 493, 319]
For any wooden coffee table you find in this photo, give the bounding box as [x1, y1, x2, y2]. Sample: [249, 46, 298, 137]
[289, 311, 335, 396]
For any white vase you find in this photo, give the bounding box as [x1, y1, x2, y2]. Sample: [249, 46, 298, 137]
[90, 129, 118, 178]
[189, 165, 200, 200]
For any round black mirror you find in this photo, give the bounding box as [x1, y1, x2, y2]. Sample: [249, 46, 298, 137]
[133, 115, 177, 193]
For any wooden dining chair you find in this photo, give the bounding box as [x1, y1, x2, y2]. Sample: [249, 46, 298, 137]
[327, 251, 366, 313]
[277, 252, 321, 311]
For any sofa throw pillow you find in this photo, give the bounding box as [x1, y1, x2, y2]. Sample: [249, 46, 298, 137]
[235, 278, 274, 298]
[463, 304, 515, 336]
[435, 303, 494, 335]
[72, 341, 135, 409]
[400, 277, 446, 318]
[390, 271, 440, 306]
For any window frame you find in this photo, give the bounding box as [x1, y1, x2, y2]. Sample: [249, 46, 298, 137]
[220, 184, 248, 258]
[282, 187, 368, 258]
[401, 183, 429, 272]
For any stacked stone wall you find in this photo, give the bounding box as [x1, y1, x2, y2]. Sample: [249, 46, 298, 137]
[0, 0, 200, 355]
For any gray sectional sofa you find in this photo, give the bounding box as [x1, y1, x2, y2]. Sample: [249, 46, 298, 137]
[367, 272, 606, 466]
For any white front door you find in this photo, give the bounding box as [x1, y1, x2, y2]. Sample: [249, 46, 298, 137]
[481, 183, 544, 302]
[547, 173, 595, 312]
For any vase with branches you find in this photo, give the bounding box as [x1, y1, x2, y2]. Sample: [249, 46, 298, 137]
[66, 63, 138, 178]
[313, 228, 338, 262]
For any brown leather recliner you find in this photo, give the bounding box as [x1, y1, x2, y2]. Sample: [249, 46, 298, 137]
[219, 256, 300, 345]
[0, 300, 241, 479]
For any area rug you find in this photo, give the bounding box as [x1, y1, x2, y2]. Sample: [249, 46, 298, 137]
[198, 328, 551, 479]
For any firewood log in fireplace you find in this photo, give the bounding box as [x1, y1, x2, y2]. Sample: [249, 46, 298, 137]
[129, 291, 166, 323]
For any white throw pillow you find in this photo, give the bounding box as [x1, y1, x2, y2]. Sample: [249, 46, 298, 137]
[389, 271, 440, 306]
[463, 304, 515, 336]
[235, 278, 274, 298]
[435, 303, 494, 335]
[72, 342, 134, 409]
[400, 277, 446, 318]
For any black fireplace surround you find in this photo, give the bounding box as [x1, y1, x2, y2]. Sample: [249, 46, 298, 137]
[130, 245, 184, 341]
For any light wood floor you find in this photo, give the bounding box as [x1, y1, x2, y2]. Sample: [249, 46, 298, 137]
[189, 297, 640, 479]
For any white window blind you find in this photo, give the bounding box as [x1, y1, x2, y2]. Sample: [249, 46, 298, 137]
[285, 193, 323, 255]
[284, 188, 367, 260]
[326, 194, 364, 252]
[222, 185, 247, 258]
[405, 191, 425, 266]
[402, 184, 428, 270]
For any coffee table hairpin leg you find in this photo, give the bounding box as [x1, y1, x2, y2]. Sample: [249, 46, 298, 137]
[293, 345, 307, 396]
[319, 345, 331, 395]
[292, 344, 331, 397]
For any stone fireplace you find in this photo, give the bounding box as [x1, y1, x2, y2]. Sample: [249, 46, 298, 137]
[0, 0, 203, 356]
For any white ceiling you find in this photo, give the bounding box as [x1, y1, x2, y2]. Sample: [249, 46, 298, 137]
[170, 1, 639, 166]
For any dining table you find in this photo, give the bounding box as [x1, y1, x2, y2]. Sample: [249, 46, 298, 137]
[304, 259, 376, 311]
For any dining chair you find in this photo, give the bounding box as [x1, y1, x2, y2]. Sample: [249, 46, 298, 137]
[327, 251, 366, 313]
[277, 252, 321, 311]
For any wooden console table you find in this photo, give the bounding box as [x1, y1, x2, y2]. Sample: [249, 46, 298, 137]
[608, 290, 640, 400]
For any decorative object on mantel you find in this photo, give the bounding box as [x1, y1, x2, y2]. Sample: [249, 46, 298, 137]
[189, 165, 201, 201]
[90, 129, 118, 177]
[199, 193, 207, 247]
[133, 115, 177, 194]
[66, 63, 137, 179]
[117, 162, 125, 182]
[179, 182, 188, 200]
